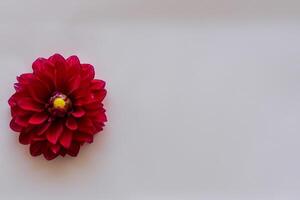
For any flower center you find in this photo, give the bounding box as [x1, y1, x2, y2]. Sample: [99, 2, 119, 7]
[48, 92, 72, 117]
[53, 98, 66, 109]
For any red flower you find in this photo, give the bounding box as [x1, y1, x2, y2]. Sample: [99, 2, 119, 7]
[8, 54, 107, 160]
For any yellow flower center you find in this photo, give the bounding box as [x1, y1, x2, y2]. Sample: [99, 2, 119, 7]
[53, 97, 66, 109]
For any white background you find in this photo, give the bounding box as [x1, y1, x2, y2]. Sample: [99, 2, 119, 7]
[0, 0, 300, 199]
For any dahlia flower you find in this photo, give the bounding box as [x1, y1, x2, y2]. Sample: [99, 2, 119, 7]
[8, 54, 107, 160]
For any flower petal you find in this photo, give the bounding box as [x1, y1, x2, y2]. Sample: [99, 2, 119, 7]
[19, 132, 31, 144]
[27, 78, 50, 103]
[29, 112, 49, 125]
[50, 144, 61, 154]
[67, 75, 81, 94]
[18, 97, 44, 112]
[59, 129, 73, 149]
[49, 54, 67, 90]
[66, 55, 81, 77]
[67, 142, 80, 157]
[31, 122, 51, 136]
[43, 147, 59, 160]
[73, 132, 93, 143]
[10, 119, 23, 132]
[71, 107, 85, 118]
[66, 117, 78, 130]
[14, 116, 29, 127]
[30, 142, 44, 156]
[90, 79, 106, 91]
[46, 121, 63, 144]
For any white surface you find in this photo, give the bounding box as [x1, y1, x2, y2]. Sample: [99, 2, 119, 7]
[0, 0, 300, 199]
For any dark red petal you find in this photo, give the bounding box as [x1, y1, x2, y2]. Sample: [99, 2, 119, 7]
[29, 112, 48, 125]
[60, 148, 67, 157]
[11, 106, 30, 118]
[50, 144, 61, 154]
[43, 147, 59, 160]
[71, 107, 85, 118]
[94, 113, 107, 123]
[18, 98, 44, 112]
[46, 122, 63, 144]
[83, 101, 103, 110]
[17, 73, 34, 85]
[27, 78, 50, 103]
[90, 79, 106, 90]
[67, 142, 80, 157]
[73, 132, 93, 143]
[31, 122, 51, 136]
[49, 54, 67, 90]
[59, 129, 73, 149]
[30, 142, 44, 156]
[14, 116, 29, 127]
[10, 119, 23, 132]
[93, 89, 107, 102]
[77, 118, 96, 135]
[67, 76, 81, 94]
[66, 55, 81, 77]
[19, 132, 31, 144]
[32, 58, 56, 90]
[81, 64, 95, 81]
[32, 57, 47, 74]
[66, 117, 78, 130]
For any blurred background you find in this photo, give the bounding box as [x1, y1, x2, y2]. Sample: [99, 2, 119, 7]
[0, 0, 300, 199]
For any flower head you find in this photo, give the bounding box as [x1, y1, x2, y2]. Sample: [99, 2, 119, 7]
[8, 54, 107, 160]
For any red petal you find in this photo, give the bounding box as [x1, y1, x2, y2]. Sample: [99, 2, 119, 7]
[94, 113, 107, 123]
[18, 98, 44, 112]
[66, 55, 81, 77]
[10, 119, 23, 132]
[31, 122, 51, 136]
[83, 101, 102, 110]
[14, 116, 29, 127]
[71, 107, 85, 118]
[66, 117, 78, 130]
[90, 79, 106, 90]
[11, 106, 29, 118]
[19, 132, 31, 144]
[73, 132, 93, 143]
[43, 147, 59, 160]
[32, 58, 55, 90]
[67, 75, 81, 94]
[30, 142, 44, 156]
[67, 142, 80, 157]
[50, 144, 61, 154]
[78, 118, 96, 135]
[32, 58, 47, 74]
[81, 64, 95, 81]
[29, 112, 48, 125]
[27, 78, 50, 103]
[46, 122, 63, 144]
[17, 73, 34, 85]
[59, 129, 73, 149]
[92, 89, 107, 102]
[49, 54, 67, 90]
